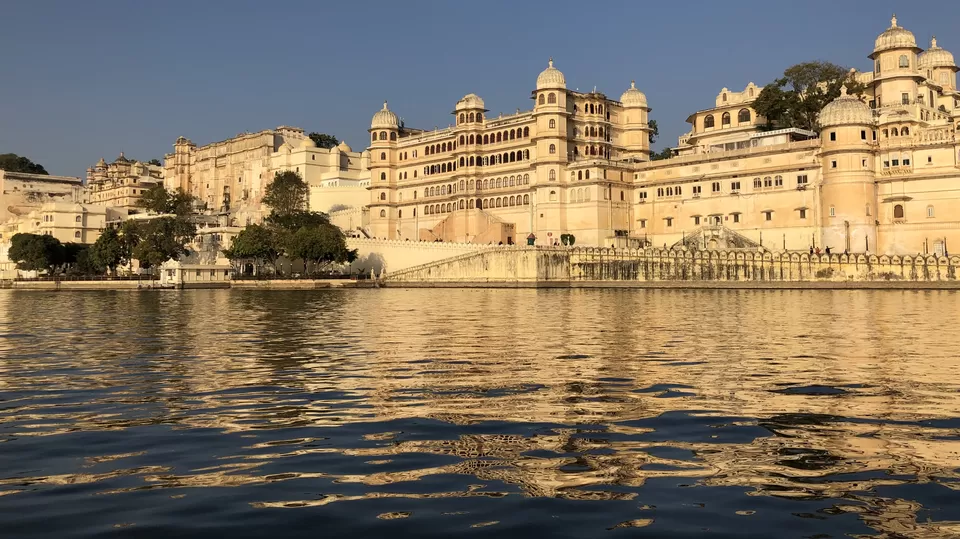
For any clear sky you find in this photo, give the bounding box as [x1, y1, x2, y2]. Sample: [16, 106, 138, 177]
[1, 1, 958, 177]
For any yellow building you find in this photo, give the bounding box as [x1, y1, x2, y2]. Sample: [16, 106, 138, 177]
[86, 153, 164, 210]
[368, 17, 959, 255]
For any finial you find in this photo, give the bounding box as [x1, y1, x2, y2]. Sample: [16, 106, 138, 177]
[839, 85, 848, 96]
[382, 101, 388, 110]
[891, 14, 897, 28]
[630, 80, 636, 89]
[932, 36, 938, 48]
[548, 57, 554, 68]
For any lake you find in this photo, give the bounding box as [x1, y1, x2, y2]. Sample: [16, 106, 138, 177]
[2, 289, 960, 537]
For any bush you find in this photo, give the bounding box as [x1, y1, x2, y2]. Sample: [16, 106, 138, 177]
[815, 267, 835, 279]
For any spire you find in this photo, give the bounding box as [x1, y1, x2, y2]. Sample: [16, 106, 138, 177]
[630, 80, 636, 89]
[382, 101, 388, 110]
[839, 85, 848, 97]
[931, 36, 938, 48]
[548, 57, 553, 68]
[891, 14, 897, 28]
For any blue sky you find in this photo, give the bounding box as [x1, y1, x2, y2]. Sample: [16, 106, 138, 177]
[1, 1, 958, 177]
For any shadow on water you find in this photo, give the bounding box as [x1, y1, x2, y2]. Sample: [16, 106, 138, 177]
[1, 288, 960, 538]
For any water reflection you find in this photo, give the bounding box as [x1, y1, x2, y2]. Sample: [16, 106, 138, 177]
[1, 289, 960, 537]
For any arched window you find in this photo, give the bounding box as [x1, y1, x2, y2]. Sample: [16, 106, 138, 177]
[577, 170, 583, 180]
[459, 180, 464, 190]
[477, 113, 483, 121]
[899, 54, 909, 68]
[509, 196, 516, 206]
[902, 127, 910, 136]
[380, 152, 386, 160]
[547, 93, 556, 104]
[495, 132, 500, 143]
[509, 152, 515, 162]
[722, 112, 731, 126]
[549, 190, 557, 202]
[495, 198, 501, 208]
[379, 209, 386, 217]
[523, 174, 529, 184]
[549, 119, 556, 129]
[585, 170, 590, 179]
[441, 143, 447, 152]
[469, 156, 475, 166]
[548, 169, 556, 181]
[469, 112, 474, 122]
[523, 127, 530, 137]
[523, 194, 529, 204]
[469, 135, 475, 145]
[459, 200, 464, 210]
[524, 150, 530, 160]
[496, 178, 502, 188]
[459, 113, 465, 124]
[538, 94, 545, 105]
[549, 144, 556, 154]
[703, 115, 715, 129]
[380, 172, 386, 180]
[469, 199, 475, 209]
[379, 192, 386, 200]
[510, 130, 515, 140]
[379, 131, 387, 140]
[892, 127, 899, 136]
[390, 132, 396, 141]
[483, 135, 489, 144]
[894, 204, 905, 219]
[482, 180, 488, 189]
[371, 133, 377, 142]
[509, 176, 515, 186]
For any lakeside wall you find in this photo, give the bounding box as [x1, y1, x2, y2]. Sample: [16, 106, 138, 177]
[345, 237, 495, 274]
[384, 247, 960, 286]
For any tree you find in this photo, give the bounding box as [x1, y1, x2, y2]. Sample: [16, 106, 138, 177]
[752, 61, 867, 132]
[147, 159, 162, 167]
[264, 210, 329, 232]
[0, 153, 48, 175]
[308, 133, 339, 149]
[262, 171, 308, 216]
[136, 184, 195, 215]
[650, 147, 673, 161]
[285, 225, 357, 274]
[130, 217, 197, 270]
[89, 228, 126, 273]
[8, 233, 62, 271]
[223, 224, 281, 273]
[648, 119, 659, 144]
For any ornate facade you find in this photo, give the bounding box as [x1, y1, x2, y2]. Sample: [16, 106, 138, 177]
[86, 153, 163, 210]
[368, 17, 959, 255]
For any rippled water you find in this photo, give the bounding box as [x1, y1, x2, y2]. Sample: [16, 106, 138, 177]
[2, 289, 960, 538]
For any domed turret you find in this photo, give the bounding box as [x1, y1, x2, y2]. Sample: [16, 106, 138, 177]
[371, 101, 399, 129]
[620, 81, 648, 108]
[337, 141, 352, 152]
[871, 15, 919, 57]
[114, 152, 130, 164]
[919, 37, 957, 70]
[819, 86, 873, 128]
[455, 93, 486, 111]
[536, 58, 566, 90]
[301, 136, 317, 148]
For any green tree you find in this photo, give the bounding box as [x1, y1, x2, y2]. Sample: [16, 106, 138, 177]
[130, 217, 197, 270]
[264, 210, 329, 232]
[136, 184, 195, 215]
[8, 233, 62, 271]
[285, 225, 357, 275]
[648, 119, 659, 144]
[223, 224, 282, 273]
[89, 228, 126, 273]
[146, 159, 162, 166]
[752, 61, 867, 132]
[650, 147, 673, 161]
[308, 132, 339, 149]
[0, 153, 48, 175]
[262, 171, 308, 216]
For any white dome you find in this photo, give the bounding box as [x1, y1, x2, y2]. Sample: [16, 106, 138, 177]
[918, 37, 956, 70]
[619, 80, 647, 107]
[872, 15, 918, 56]
[370, 101, 399, 129]
[536, 58, 566, 90]
[337, 141, 352, 152]
[455, 93, 485, 111]
[818, 86, 873, 129]
[301, 137, 316, 148]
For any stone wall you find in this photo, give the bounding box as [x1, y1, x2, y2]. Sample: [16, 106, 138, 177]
[385, 247, 960, 285]
[345, 237, 496, 274]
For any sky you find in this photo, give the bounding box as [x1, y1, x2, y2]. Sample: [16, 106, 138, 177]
[1, 1, 958, 178]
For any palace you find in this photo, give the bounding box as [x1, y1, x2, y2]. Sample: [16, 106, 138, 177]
[86, 153, 163, 210]
[367, 16, 960, 255]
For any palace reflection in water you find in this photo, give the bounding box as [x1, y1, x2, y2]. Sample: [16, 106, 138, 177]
[1, 289, 959, 538]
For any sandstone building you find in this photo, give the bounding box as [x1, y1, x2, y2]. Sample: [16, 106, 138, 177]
[86, 153, 163, 210]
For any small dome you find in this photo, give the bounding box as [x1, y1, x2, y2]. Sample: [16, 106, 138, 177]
[818, 86, 873, 129]
[337, 141, 352, 152]
[114, 152, 130, 164]
[96, 157, 106, 167]
[301, 137, 317, 148]
[455, 93, 485, 111]
[370, 101, 399, 129]
[536, 58, 566, 90]
[619, 80, 648, 107]
[918, 37, 956, 70]
[872, 15, 918, 56]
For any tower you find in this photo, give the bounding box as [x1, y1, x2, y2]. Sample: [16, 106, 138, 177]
[368, 101, 399, 239]
[818, 87, 878, 253]
[870, 16, 923, 111]
[619, 81, 651, 160]
[532, 59, 568, 240]
[919, 37, 958, 93]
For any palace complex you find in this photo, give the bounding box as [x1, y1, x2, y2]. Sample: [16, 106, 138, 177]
[367, 16, 960, 255]
[86, 153, 163, 210]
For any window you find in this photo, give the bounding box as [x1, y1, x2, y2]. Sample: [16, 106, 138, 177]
[548, 119, 556, 129]
[549, 169, 556, 181]
[894, 204, 904, 219]
[380, 152, 386, 160]
[693, 216, 701, 225]
[829, 132, 836, 141]
[797, 174, 808, 186]
[379, 192, 386, 200]
[901, 93, 910, 105]
[538, 94, 545, 105]
[665, 218, 673, 227]
[549, 190, 557, 202]
[712, 182, 720, 193]
[774, 175, 783, 187]
[732, 213, 740, 223]
[927, 205, 935, 218]
[692, 185, 701, 195]
[638, 191, 647, 201]
[763, 211, 772, 221]
[380, 172, 386, 180]
[754, 177, 762, 189]
[892, 157, 899, 166]
[831, 160, 837, 169]
[722, 112, 731, 126]
[703, 115, 715, 129]
[379, 209, 386, 217]
[829, 206, 836, 217]
[738, 109, 750, 123]
[74, 231, 81, 238]
[899, 54, 909, 68]
[379, 131, 387, 140]
[903, 154, 911, 166]
[549, 144, 556, 154]
[75, 215, 82, 222]
[799, 209, 807, 219]
[547, 93, 556, 104]
[731, 181, 741, 191]
[861, 130, 866, 140]
[639, 219, 646, 229]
